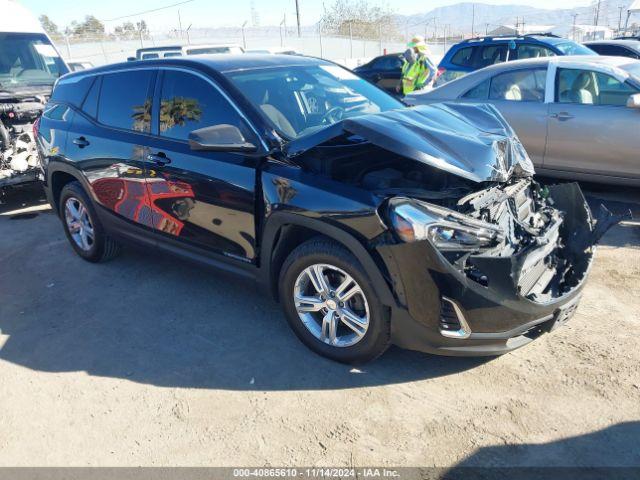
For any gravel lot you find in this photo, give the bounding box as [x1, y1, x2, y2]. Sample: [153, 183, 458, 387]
[0, 182, 639, 468]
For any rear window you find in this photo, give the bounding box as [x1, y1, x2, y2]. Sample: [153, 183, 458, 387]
[51, 75, 94, 107]
[97, 70, 153, 132]
[450, 47, 475, 67]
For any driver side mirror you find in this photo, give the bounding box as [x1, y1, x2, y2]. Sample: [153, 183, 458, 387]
[626, 93, 640, 109]
[188, 124, 257, 153]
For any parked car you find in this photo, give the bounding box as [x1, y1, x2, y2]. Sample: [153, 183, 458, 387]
[37, 55, 611, 363]
[68, 61, 95, 71]
[583, 40, 640, 59]
[353, 53, 404, 93]
[407, 56, 640, 186]
[436, 34, 596, 86]
[0, 0, 69, 192]
[130, 44, 244, 61]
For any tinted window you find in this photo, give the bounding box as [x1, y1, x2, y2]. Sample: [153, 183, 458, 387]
[515, 44, 556, 60]
[159, 70, 246, 141]
[489, 69, 546, 102]
[82, 76, 100, 118]
[463, 78, 490, 99]
[141, 53, 159, 59]
[372, 55, 402, 70]
[450, 47, 475, 67]
[476, 45, 508, 68]
[588, 44, 639, 59]
[43, 104, 71, 121]
[557, 68, 638, 106]
[51, 75, 94, 107]
[97, 70, 153, 132]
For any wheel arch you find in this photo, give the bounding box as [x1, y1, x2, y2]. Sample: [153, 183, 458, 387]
[259, 212, 396, 307]
[47, 164, 89, 215]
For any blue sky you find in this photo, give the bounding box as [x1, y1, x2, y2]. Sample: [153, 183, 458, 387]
[20, 0, 594, 31]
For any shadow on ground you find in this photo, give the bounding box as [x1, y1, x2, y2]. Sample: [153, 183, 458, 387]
[444, 422, 640, 478]
[0, 180, 637, 391]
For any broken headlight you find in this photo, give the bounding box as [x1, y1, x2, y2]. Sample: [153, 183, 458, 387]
[388, 198, 505, 251]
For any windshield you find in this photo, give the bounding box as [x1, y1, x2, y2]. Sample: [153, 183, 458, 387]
[0, 33, 68, 91]
[555, 41, 596, 56]
[227, 64, 403, 139]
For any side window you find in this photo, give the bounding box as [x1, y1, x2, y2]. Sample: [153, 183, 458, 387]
[450, 47, 475, 67]
[515, 44, 556, 60]
[159, 70, 248, 142]
[81, 76, 100, 118]
[489, 69, 547, 102]
[557, 68, 638, 106]
[97, 70, 153, 132]
[476, 45, 508, 68]
[462, 79, 490, 100]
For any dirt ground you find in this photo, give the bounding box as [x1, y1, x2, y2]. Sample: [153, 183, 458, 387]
[0, 182, 639, 468]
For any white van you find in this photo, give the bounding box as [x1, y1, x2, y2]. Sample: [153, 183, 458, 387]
[0, 0, 69, 189]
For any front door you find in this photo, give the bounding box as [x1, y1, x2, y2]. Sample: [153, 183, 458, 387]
[545, 67, 640, 180]
[144, 69, 259, 261]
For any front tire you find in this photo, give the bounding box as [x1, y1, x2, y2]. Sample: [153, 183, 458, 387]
[59, 181, 121, 263]
[279, 238, 390, 363]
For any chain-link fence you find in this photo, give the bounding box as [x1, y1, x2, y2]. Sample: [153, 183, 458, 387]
[49, 26, 453, 69]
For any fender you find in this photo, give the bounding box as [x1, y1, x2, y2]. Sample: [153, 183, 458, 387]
[259, 211, 397, 307]
[44, 160, 91, 215]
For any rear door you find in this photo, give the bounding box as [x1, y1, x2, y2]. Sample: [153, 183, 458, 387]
[545, 66, 640, 180]
[143, 68, 260, 261]
[68, 69, 157, 231]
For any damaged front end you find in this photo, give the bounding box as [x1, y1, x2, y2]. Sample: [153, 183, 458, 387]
[283, 102, 624, 353]
[0, 96, 45, 191]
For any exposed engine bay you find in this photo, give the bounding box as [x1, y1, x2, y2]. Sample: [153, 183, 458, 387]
[285, 102, 626, 304]
[0, 96, 45, 189]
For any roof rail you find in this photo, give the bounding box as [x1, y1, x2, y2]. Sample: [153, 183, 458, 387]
[461, 32, 560, 43]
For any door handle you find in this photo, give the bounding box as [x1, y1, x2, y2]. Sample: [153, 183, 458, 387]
[147, 152, 171, 166]
[73, 136, 90, 148]
[550, 112, 574, 121]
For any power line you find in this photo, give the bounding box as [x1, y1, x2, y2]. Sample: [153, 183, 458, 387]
[101, 0, 196, 22]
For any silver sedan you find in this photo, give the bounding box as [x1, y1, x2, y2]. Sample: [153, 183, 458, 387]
[407, 56, 640, 186]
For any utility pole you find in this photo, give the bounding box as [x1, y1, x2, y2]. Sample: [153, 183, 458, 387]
[185, 24, 192, 45]
[295, 0, 301, 37]
[572, 13, 578, 41]
[241, 21, 248, 49]
[485, 23, 489, 35]
[178, 9, 183, 41]
[279, 16, 285, 46]
[471, 3, 475, 37]
[594, 0, 601, 26]
[618, 6, 624, 32]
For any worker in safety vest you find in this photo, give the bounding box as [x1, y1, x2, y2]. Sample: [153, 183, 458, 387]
[400, 35, 436, 95]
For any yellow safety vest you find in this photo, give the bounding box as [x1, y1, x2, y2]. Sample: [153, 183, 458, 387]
[401, 56, 431, 95]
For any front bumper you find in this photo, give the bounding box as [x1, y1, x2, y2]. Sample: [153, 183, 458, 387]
[377, 182, 597, 356]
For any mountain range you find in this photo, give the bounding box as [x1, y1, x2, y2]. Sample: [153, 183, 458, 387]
[395, 1, 638, 36]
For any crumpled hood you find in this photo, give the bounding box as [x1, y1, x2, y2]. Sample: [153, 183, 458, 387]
[285, 102, 535, 183]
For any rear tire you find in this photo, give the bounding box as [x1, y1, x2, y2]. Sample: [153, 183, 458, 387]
[279, 238, 390, 364]
[59, 181, 121, 263]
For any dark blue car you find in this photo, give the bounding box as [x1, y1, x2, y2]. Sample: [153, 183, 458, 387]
[436, 34, 596, 86]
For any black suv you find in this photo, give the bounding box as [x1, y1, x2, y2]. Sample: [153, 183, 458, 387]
[38, 55, 608, 363]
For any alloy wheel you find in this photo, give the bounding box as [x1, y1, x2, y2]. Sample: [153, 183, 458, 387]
[64, 197, 95, 252]
[293, 263, 370, 347]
